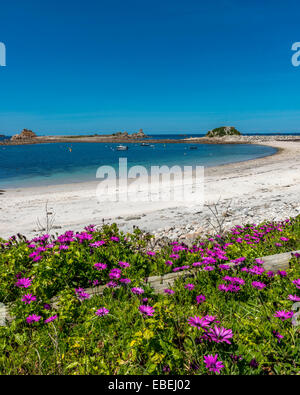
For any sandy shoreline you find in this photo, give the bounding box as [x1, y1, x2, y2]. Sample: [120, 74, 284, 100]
[0, 139, 299, 240]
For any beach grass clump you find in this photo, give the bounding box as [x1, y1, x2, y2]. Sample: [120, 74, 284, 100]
[0, 216, 299, 375]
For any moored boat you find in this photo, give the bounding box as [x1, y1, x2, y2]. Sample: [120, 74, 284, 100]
[116, 145, 128, 151]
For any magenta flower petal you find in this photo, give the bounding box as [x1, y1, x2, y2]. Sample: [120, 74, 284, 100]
[204, 354, 224, 374]
[139, 305, 155, 317]
[21, 294, 37, 304]
[45, 315, 58, 324]
[26, 314, 41, 324]
[95, 307, 109, 317]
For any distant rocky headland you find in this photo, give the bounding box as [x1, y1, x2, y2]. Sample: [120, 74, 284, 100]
[10, 128, 37, 141]
[0, 128, 151, 146]
[206, 126, 241, 138]
[0, 127, 300, 146]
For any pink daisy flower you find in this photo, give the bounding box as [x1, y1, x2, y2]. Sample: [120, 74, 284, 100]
[119, 261, 130, 268]
[292, 279, 300, 289]
[26, 314, 41, 324]
[203, 354, 224, 374]
[94, 262, 107, 270]
[274, 310, 294, 321]
[184, 283, 195, 291]
[188, 316, 210, 329]
[288, 294, 300, 302]
[21, 294, 37, 305]
[164, 289, 175, 295]
[131, 287, 144, 295]
[139, 305, 155, 317]
[196, 294, 206, 304]
[15, 278, 32, 289]
[95, 307, 109, 317]
[252, 281, 266, 290]
[208, 326, 233, 344]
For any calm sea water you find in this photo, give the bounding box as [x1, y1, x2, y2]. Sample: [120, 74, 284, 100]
[0, 137, 278, 189]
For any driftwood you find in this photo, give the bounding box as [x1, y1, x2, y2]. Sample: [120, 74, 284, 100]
[260, 250, 299, 271]
[1, 249, 299, 326]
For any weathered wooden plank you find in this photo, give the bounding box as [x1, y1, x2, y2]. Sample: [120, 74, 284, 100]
[260, 250, 300, 271]
[85, 284, 107, 296]
[147, 271, 195, 294]
[0, 303, 8, 326]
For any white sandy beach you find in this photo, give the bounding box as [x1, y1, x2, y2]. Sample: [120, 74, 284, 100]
[0, 139, 299, 241]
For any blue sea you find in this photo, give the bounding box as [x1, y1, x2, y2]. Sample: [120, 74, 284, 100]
[0, 134, 279, 189]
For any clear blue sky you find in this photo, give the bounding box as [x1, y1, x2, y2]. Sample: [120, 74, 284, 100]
[0, 0, 300, 135]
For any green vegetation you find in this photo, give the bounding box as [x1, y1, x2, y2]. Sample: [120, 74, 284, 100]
[0, 217, 299, 375]
[206, 126, 241, 138]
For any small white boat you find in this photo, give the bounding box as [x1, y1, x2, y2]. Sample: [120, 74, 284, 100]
[116, 145, 128, 151]
[140, 142, 150, 146]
